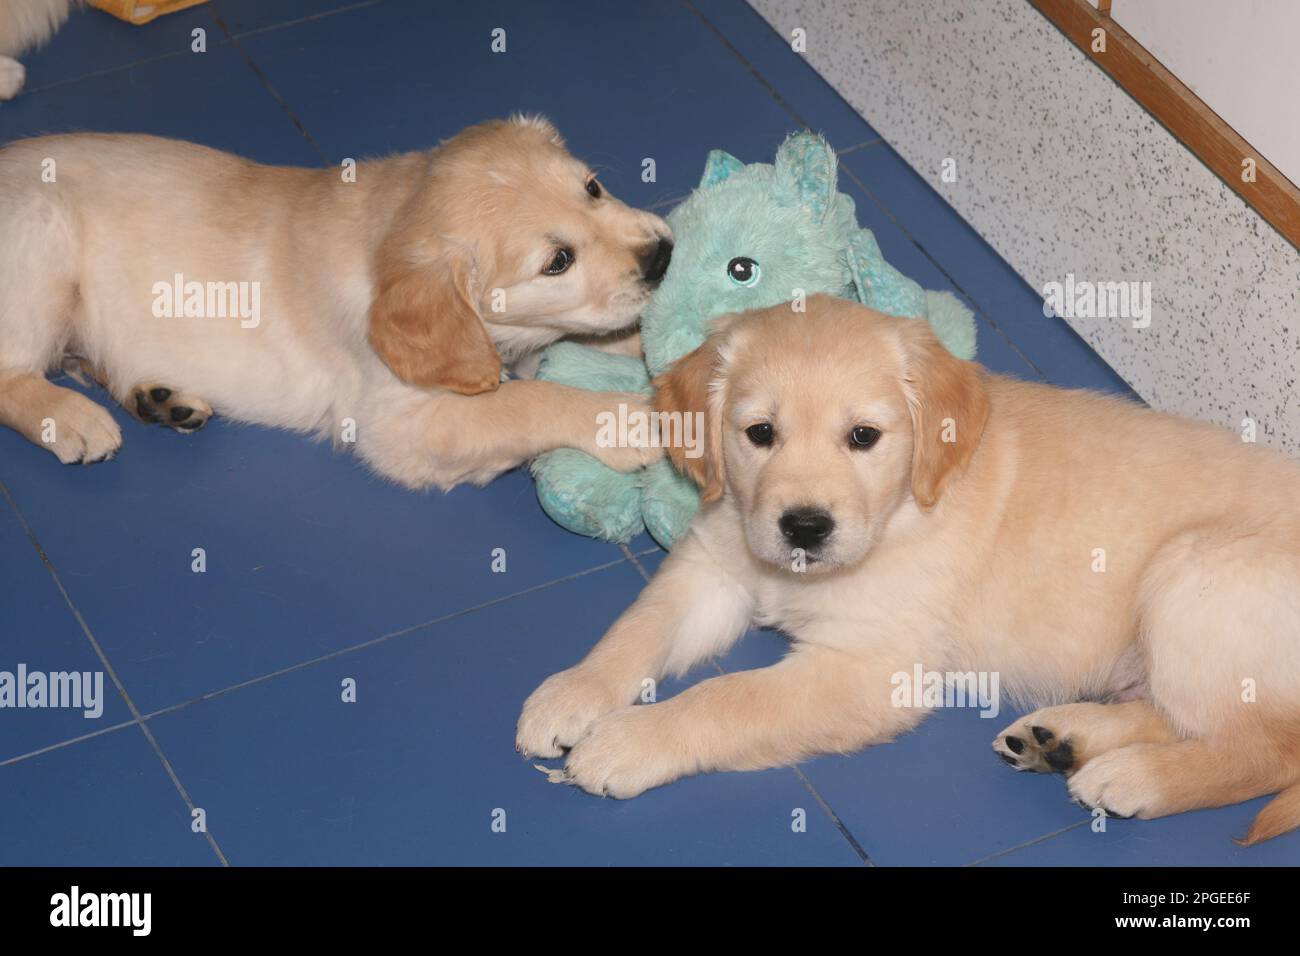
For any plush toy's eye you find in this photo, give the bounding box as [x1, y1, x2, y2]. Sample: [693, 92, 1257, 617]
[745, 422, 775, 447]
[849, 426, 881, 449]
[727, 257, 761, 287]
[543, 248, 574, 275]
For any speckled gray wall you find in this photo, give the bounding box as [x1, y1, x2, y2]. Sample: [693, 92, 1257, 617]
[751, 0, 1300, 453]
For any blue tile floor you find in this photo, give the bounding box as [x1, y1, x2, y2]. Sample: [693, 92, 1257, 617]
[2, 0, 1294, 866]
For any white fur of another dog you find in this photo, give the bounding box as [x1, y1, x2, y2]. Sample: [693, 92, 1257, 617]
[0, 0, 78, 99]
[0, 117, 670, 485]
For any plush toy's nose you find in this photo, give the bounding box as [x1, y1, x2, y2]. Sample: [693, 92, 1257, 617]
[642, 237, 673, 283]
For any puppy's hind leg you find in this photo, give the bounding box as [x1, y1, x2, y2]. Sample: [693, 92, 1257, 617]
[1066, 529, 1300, 840]
[67, 361, 213, 434]
[0, 167, 119, 462]
[993, 699, 1180, 775]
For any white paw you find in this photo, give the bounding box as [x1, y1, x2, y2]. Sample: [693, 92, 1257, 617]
[516, 666, 624, 758]
[43, 392, 123, 464]
[560, 706, 681, 799]
[1067, 748, 1163, 819]
[0, 56, 26, 101]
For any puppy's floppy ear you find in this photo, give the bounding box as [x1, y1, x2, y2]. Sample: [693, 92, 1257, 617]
[368, 242, 501, 394]
[899, 319, 989, 510]
[653, 338, 727, 503]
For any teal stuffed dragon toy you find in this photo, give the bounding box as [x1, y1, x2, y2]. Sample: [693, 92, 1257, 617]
[531, 132, 978, 548]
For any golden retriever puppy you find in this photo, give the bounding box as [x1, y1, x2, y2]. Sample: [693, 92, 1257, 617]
[0, 116, 671, 487]
[517, 295, 1300, 845]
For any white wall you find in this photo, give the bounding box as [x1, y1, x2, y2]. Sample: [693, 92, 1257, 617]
[750, 0, 1300, 454]
[1113, 0, 1300, 186]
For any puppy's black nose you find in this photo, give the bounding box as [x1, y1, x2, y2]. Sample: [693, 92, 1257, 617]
[779, 508, 834, 551]
[642, 237, 673, 283]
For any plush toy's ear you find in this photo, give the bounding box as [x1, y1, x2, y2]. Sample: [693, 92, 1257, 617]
[898, 319, 989, 510]
[699, 149, 745, 188]
[846, 229, 926, 318]
[368, 241, 502, 394]
[774, 132, 838, 222]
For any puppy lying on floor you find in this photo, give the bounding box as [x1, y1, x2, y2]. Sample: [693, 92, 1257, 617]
[0, 116, 670, 487]
[518, 294, 1300, 845]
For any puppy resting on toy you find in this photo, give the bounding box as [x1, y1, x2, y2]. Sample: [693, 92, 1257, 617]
[519, 295, 1300, 846]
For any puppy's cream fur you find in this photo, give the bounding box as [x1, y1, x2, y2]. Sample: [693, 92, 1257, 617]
[0, 117, 670, 486]
[518, 295, 1300, 845]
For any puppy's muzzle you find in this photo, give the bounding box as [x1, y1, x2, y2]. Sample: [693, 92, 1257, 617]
[779, 507, 834, 551]
[641, 237, 673, 284]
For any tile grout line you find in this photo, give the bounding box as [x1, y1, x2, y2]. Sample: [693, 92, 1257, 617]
[837, 138, 884, 155]
[0, 717, 140, 768]
[20, 1, 383, 99]
[209, 9, 330, 165]
[790, 766, 874, 866]
[215, 0, 387, 42]
[22, 48, 197, 97]
[0, 550, 641, 768]
[964, 819, 1091, 866]
[681, 0, 814, 132]
[685, 0, 1051, 385]
[836, 162, 1051, 383]
[0, 480, 231, 866]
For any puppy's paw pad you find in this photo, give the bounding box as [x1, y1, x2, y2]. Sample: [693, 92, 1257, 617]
[132, 385, 212, 432]
[993, 722, 1075, 773]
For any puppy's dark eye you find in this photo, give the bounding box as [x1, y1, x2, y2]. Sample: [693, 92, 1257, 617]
[745, 423, 775, 447]
[585, 178, 602, 199]
[543, 248, 574, 275]
[727, 256, 761, 287]
[850, 426, 881, 449]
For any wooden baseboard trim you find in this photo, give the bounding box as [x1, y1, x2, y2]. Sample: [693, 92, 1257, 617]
[1030, 0, 1300, 251]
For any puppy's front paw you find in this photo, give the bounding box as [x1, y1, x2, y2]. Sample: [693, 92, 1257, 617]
[43, 392, 123, 464]
[0, 56, 26, 101]
[1067, 747, 1164, 819]
[586, 393, 665, 472]
[516, 666, 624, 759]
[562, 706, 682, 799]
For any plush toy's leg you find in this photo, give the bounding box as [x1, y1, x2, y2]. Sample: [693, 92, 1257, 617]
[532, 449, 648, 543]
[531, 342, 654, 543]
[923, 289, 978, 361]
[639, 459, 700, 550]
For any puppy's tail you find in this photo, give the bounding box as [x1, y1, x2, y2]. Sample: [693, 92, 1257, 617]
[1238, 781, 1300, 846]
